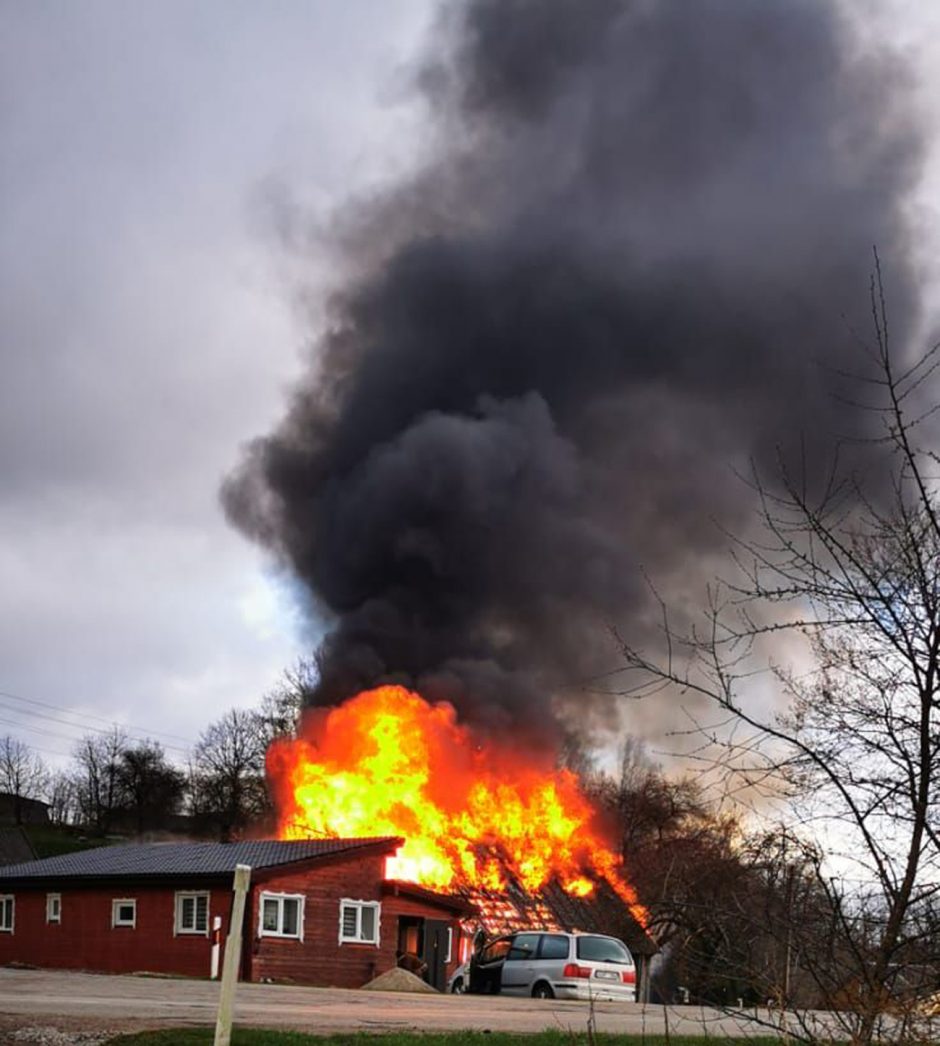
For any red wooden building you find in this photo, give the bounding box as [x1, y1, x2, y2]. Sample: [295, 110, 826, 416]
[0, 837, 471, 990]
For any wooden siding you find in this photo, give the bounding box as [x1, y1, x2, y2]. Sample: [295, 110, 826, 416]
[0, 884, 232, 978]
[247, 854, 462, 988]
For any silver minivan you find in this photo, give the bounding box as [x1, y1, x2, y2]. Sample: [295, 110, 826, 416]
[470, 930, 636, 1001]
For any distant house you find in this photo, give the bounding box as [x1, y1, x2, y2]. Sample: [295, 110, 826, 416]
[0, 828, 37, 867]
[0, 793, 49, 827]
[0, 837, 471, 989]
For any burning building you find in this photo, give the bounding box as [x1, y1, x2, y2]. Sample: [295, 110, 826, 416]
[268, 684, 656, 991]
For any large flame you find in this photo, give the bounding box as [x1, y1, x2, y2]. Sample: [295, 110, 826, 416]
[268, 685, 647, 928]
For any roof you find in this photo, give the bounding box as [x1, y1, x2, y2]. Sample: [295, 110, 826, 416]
[0, 827, 37, 867]
[0, 836, 402, 881]
[0, 794, 49, 827]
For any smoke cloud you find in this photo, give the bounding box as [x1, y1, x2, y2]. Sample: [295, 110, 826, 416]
[223, 0, 924, 743]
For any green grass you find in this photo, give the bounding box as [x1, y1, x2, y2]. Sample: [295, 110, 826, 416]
[25, 824, 115, 858]
[105, 1031, 791, 1046]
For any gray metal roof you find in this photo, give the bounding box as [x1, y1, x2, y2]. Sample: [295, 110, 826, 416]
[0, 836, 401, 881]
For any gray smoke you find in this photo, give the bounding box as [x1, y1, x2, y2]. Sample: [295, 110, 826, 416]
[223, 0, 924, 744]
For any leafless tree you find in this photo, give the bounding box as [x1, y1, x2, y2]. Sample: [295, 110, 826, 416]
[0, 736, 48, 824]
[44, 771, 77, 826]
[71, 727, 129, 834]
[115, 741, 185, 834]
[590, 752, 818, 1008]
[190, 708, 269, 839]
[256, 657, 316, 747]
[619, 270, 940, 1044]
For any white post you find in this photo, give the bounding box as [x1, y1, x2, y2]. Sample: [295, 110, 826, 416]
[210, 915, 222, 980]
[214, 864, 251, 1046]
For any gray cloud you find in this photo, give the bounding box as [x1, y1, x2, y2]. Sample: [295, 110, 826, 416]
[0, 1, 434, 762]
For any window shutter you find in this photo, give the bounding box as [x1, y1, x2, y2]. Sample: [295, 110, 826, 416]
[262, 898, 279, 932]
[341, 905, 357, 939]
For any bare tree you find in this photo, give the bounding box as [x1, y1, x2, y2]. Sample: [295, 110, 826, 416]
[256, 658, 317, 746]
[115, 741, 185, 834]
[0, 736, 48, 824]
[71, 727, 129, 834]
[590, 753, 805, 1007]
[45, 771, 77, 826]
[190, 708, 269, 839]
[619, 272, 940, 1044]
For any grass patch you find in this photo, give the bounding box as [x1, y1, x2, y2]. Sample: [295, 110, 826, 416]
[25, 824, 114, 858]
[106, 1031, 790, 1046]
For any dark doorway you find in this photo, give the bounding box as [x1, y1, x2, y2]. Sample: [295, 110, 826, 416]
[423, 919, 449, 991]
[396, 915, 451, 991]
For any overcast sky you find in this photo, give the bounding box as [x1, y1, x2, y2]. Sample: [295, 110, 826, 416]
[0, 0, 436, 766]
[2, 1, 939, 772]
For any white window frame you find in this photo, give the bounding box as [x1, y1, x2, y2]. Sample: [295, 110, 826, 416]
[111, 898, 137, 928]
[338, 898, 380, 946]
[46, 893, 61, 925]
[0, 895, 13, 933]
[445, 926, 453, 964]
[258, 891, 305, 941]
[174, 891, 210, 936]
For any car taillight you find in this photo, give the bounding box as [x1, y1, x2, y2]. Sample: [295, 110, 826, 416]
[621, 970, 636, 984]
[562, 963, 592, 979]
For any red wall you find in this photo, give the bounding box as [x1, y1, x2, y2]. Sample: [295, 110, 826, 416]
[0, 884, 232, 979]
[0, 860, 464, 989]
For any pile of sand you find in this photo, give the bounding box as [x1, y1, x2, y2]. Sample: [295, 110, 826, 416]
[361, 967, 440, 994]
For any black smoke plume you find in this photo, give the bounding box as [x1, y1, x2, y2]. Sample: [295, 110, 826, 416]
[223, 0, 924, 743]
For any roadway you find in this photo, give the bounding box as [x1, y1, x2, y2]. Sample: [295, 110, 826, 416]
[0, 966, 839, 1039]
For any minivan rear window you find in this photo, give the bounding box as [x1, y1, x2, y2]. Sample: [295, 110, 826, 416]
[576, 935, 632, 964]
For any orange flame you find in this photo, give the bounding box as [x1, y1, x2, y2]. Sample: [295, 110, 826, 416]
[268, 685, 648, 928]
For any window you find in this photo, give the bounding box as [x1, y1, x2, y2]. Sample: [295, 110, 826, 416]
[539, 934, 571, 960]
[46, 893, 61, 925]
[338, 899, 380, 945]
[0, 896, 13, 933]
[507, 932, 540, 960]
[259, 892, 304, 940]
[576, 935, 632, 964]
[175, 892, 209, 935]
[479, 937, 511, 964]
[112, 899, 137, 928]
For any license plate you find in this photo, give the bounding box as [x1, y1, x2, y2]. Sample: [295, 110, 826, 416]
[594, 970, 619, 981]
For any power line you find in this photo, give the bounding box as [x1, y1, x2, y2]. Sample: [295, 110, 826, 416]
[0, 699, 191, 755]
[0, 688, 195, 750]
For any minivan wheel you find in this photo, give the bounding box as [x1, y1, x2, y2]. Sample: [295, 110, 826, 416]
[451, 976, 464, 994]
[532, 982, 555, 1000]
